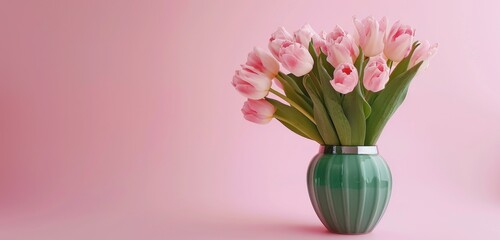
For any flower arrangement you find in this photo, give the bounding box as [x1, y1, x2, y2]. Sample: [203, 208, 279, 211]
[232, 16, 437, 146]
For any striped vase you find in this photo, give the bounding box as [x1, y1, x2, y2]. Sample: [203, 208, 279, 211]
[307, 145, 392, 234]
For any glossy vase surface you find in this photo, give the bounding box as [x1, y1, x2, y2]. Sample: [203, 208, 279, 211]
[307, 146, 392, 234]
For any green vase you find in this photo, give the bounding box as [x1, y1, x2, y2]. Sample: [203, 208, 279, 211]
[307, 146, 392, 234]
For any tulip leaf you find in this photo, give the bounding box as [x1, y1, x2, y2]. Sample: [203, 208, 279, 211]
[354, 50, 371, 120]
[316, 57, 352, 145]
[317, 57, 332, 80]
[277, 119, 313, 140]
[308, 41, 320, 78]
[308, 71, 324, 99]
[317, 58, 340, 101]
[308, 40, 318, 58]
[279, 72, 306, 97]
[303, 75, 339, 145]
[342, 87, 366, 145]
[365, 61, 423, 145]
[275, 74, 313, 116]
[267, 98, 324, 144]
[306, 41, 325, 96]
[319, 52, 334, 77]
[342, 50, 369, 145]
[286, 73, 308, 98]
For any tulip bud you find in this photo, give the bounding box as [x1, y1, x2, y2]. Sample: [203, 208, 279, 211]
[353, 16, 387, 57]
[331, 63, 359, 94]
[294, 24, 318, 47]
[295, 24, 325, 54]
[312, 30, 327, 55]
[241, 99, 276, 124]
[268, 27, 294, 59]
[278, 42, 314, 77]
[232, 65, 272, 100]
[363, 56, 390, 92]
[246, 47, 280, 78]
[325, 25, 359, 68]
[409, 40, 438, 70]
[384, 21, 415, 62]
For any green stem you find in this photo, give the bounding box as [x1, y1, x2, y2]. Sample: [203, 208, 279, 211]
[269, 88, 316, 124]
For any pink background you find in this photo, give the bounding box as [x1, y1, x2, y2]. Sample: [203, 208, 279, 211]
[1, 0, 499, 239]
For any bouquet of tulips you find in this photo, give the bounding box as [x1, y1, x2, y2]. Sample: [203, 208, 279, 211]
[232, 16, 437, 146]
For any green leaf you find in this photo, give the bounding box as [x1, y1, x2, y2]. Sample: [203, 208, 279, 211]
[342, 49, 369, 145]
[316, 57, 352, 145]
[319, 52, 334, 76]
[354, 50, 371, 119]
[365, 61, 423, 145]
[275, 73, 313, 116]
[267, 98, 324, 144]
[277, 119, 312, 140]
[308, 70, 324, 99]
[278, 72, 306, 96]
[286, 73, 308, 98]
[308, 40, 318, 59]
[308, 41, 320, 78]
[342, 87, 366, 145]
[317, 57, 333, 81]
[303, 75, 339, 145]
[317, 57, 340, 101]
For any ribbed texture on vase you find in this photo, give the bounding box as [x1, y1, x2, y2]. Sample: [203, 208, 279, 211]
[307, 153, 392, 234]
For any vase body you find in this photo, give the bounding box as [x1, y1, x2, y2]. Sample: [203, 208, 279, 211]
[307, 146, 392, 234]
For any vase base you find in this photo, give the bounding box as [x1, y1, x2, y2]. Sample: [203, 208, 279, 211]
[327, 230, 373, 235]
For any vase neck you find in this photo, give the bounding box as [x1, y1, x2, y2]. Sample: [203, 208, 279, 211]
[319, 145, 378, 155]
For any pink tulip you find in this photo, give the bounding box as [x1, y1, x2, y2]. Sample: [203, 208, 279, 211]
[294, 24, 326, 55]
[363, 56, 390, 92]
[278, 42, 314, 77]
[246, 47, 280, 78]
[409, 40, 438, 70]
[241, 99, 276, 124]
[384, 21, 415, 62]
[269, 27, 294, 59]
[294, 24, 317, 47]
[331, 63, 359, 94]
[232, 65, 272, 100]
[312, 31, 327, 54]
[353, 16, 387, 57]
[325, 25, 359, 68]
[320, 27, 341, 54]
[326, 25, 347, 44]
